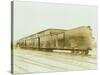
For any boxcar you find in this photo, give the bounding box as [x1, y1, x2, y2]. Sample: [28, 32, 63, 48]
[16, 26, 94, 55]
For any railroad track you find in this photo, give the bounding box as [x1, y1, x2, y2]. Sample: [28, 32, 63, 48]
[15, 53, 96, 70]
[15, 50, 96, 64]
[14, 55, 69, 72]
[14, 49, 97, 73]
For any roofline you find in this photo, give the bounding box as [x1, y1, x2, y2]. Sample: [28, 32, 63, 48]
[18, 26, 90, 40]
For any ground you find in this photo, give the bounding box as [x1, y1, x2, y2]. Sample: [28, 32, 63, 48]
[13, 48, 97, 74]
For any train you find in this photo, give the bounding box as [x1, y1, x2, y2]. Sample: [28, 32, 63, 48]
[16, 26, 94, 55]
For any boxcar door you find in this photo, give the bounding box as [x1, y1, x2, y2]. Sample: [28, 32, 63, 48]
[56, 33, 64, 49]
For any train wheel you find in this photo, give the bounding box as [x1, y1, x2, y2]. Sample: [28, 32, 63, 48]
[84, 50, 89, 55]
[80, 50, 89, 55]
[71, 50, 79, 55]
[75, 51, 79, 54]
[71, 50, 75, 54]
[80, 50, 85, 55]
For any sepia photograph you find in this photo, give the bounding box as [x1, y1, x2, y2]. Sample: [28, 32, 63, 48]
[11, 1, 97, 74]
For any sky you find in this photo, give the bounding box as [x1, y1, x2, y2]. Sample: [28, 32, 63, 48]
[13, 1, 98, 41]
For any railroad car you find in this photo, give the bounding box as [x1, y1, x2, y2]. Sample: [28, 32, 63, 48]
[16, 26, 94, 55]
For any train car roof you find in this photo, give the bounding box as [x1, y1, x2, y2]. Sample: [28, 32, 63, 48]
[18, 26, 91, 41]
